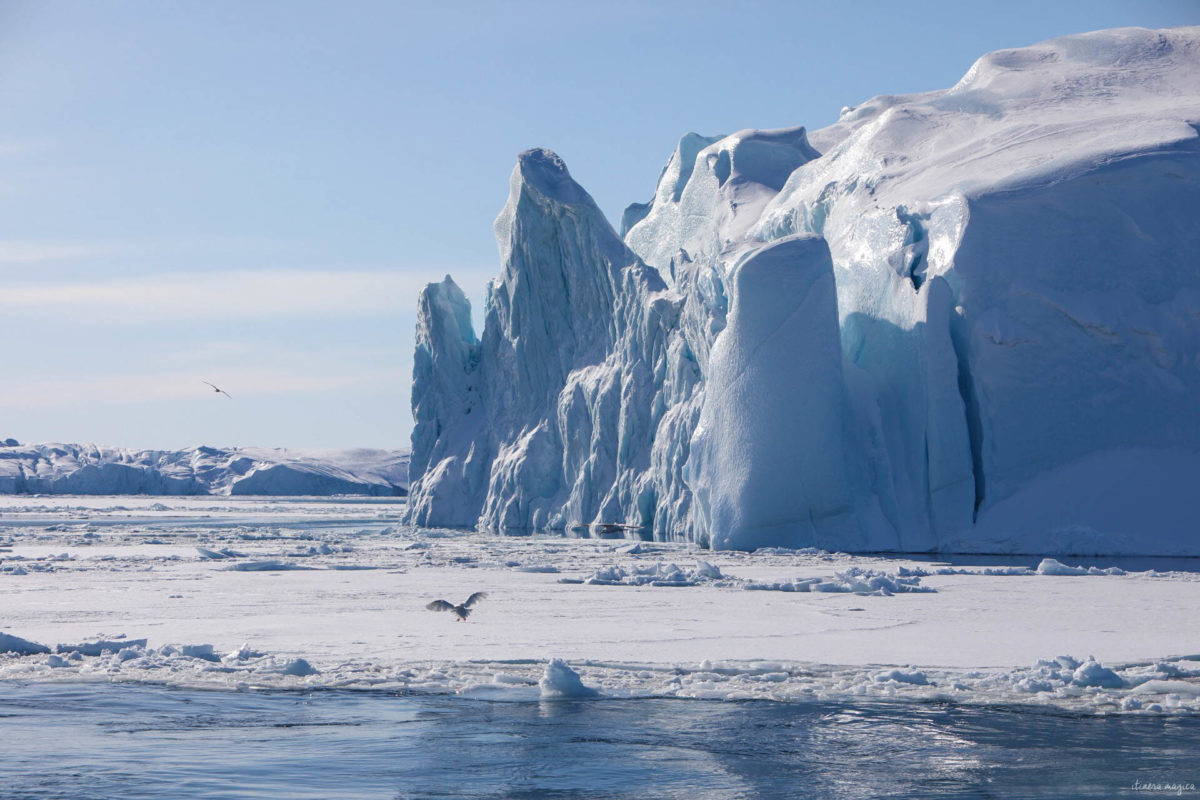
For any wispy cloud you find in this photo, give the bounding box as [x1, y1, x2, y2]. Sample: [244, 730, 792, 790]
[0, 140, 46, 158]
[0, 365, 398, 410]
[0, 240, 126, 264]
[0, 267, 495, 322]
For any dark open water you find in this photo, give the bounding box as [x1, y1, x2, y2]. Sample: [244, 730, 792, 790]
[1, 683, 1198, 799]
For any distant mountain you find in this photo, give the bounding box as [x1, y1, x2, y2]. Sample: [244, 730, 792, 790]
[0, 441, 408, 496]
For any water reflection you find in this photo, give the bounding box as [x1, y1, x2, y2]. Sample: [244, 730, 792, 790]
[0, 684, 1196, 799]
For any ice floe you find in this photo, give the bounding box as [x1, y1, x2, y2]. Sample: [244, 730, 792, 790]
[1, 497, 1197, 717]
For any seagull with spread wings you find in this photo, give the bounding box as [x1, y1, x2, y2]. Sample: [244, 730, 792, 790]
[202, 380, 233, 399]
[425, 592, 487, 621]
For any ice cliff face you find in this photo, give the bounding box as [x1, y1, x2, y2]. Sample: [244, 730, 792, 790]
[408, 149, 681, 534]
[407, 26, 1200, 555]
[0, 443, 408, 496]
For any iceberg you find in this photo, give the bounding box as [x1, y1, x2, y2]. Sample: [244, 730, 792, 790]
[0, 442, 408, 496]
[406, 26, 1200, 555]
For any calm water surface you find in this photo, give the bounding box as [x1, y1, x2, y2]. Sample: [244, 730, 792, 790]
[0, 683, 1197, 799]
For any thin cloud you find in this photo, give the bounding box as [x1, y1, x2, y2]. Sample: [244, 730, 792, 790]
[0, 267, 495, 322]
[0, 366, 397, 410]
[0, 140, 46, 158]
[0, 240, 124, 264]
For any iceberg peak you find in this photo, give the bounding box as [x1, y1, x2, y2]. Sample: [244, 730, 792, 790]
[514, 147, 594, 207]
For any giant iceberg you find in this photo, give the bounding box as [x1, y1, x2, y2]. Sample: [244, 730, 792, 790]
[406, 27, 1200, 555]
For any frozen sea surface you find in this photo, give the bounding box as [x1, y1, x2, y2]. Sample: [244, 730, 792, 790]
[2, 497, 1199, 796]
[1, 682, 1197, 799]
[2, 497, 1200, 713]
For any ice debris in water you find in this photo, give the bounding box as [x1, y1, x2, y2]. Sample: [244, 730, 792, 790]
[539, 659, 599, 699]
[196, 546, 244, 560]
[899, 565, 1035, 577]
[1072, 659, 1126, 689]
[2, 635, 1197, 713]
[56, 639, 148, 657]
[224, 643, 266, 662]
[1016, 656, 1128, 694]
[873, 668, 930, 686]
[744, 567, 935, 595]
[280, 658, 319, 677]
[564, 561, 933, 595]
[565, 561, 728, 587]
[179, 644, 220, 663]
[0, 632, 51, 655]
[225, 560, 317, 572]
[1036, 558, 1126, 576]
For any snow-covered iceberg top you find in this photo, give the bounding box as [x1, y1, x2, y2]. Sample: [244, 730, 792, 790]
[0, 441, 408, 496]
[406, 26, 1200, 555]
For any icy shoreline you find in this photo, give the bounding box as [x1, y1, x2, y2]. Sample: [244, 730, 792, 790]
[2, 496, 1198, 715]
[0, 442, 409, 496]
[3, 643, 1199, 717]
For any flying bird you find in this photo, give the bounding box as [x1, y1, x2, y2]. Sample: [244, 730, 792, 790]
[425, 592, 487, 621]
[202, 381, 233, 399]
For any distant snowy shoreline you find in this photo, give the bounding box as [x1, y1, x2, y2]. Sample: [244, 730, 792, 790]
[0, 441, 409, 497]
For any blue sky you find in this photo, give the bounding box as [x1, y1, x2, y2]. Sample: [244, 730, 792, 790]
[2, 0, 1197, 449]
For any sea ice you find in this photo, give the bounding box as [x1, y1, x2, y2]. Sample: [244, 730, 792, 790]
[1, 499, 1198, 715]
[1072, 659, 1126, 689]
[55, 638, 148, 657]
[0, 632, 50, 656]
[539, 659, 599, 699]
[744, 567, 934, 595]
[1037, 558, 1127, 576]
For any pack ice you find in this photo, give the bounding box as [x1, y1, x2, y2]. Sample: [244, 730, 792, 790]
[0, 441, 408, 496]
[406, 27, 1200, 555]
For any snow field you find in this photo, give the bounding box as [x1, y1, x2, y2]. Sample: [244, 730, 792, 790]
[2, 498, 1198, 715]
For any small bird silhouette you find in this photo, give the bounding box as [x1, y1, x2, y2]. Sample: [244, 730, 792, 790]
[202, 381, 233, 399]
[425, 592, 487, 621]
